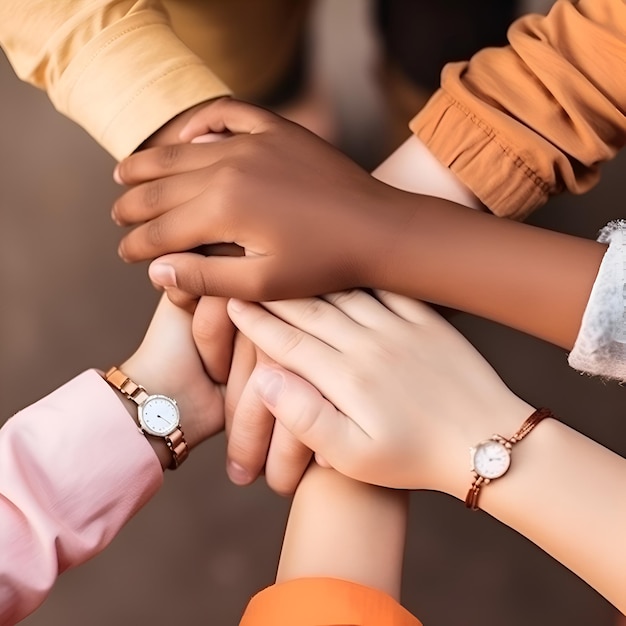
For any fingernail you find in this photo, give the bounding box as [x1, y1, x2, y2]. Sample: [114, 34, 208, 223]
[113, 164, 123, 185]
[227, 461, 251, 485]
[110, 207, 121, 226]
[149, 263, 177, 288]
[254, 366, 284, 407]
[228, 298, 246, 312]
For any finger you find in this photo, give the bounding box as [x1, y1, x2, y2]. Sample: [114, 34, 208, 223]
[113, 168, 212, 226]
[224, 332, 258, 440]
[146, 253, 276, 299]
[116, 142, 231, 186]
[264, 419, 313, 496]
[263, 290, 397, 337]
[227, 299, 340, 385]
[321, 289, 397, 328]
[226, 363, 275, 486]
[179, 98, 279, 142]
[373, 289, 442, 326]
[192, 296, 234, 384]
[160, 287, 199, 314]
[252, 364, 370, 475]
[118, 197, 229, 261]
[260, 296, 366, 352]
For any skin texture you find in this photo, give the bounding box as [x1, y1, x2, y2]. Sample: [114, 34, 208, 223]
[277, 464, 409, 600]
[115, 293, 225, 470]
[112, 98, 606, 494]
[227, 290, 626, 614]
[113, 99, 606, 351]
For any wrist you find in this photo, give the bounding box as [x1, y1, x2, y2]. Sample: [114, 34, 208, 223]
[433, 396, 537, 501]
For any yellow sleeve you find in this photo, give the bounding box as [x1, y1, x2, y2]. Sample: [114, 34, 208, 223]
[238, 578, 422, 626]
[0, 0, 232, 159]
[410, 0, 626, 220]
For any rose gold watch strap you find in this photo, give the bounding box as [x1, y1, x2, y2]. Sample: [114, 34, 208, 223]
[465, 476, 485, 510]
[165, 426, 189, 469]
[465, 407, 554, 511]
[103, 366, 189, 470]
[104, 366, 149, 405]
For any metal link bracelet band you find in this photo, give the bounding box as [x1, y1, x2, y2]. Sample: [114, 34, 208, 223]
[104, 367, 189, 469]
[465, 407, 554, 511]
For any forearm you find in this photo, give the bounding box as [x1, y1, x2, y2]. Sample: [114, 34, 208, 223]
[372, 135, 485, 211]
[460, 417, 626, 613]
[277, 464, 408, 599]
[366, 191, 606, 349]
[370, 131, 606, 351]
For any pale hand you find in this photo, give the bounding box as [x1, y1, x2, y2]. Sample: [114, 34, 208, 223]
[227, 290, 534, 497]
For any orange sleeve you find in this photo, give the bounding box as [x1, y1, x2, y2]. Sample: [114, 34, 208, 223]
[410, 0, 626, 220]
[238, 577, 421, 626]
[0, 0, 231, 160]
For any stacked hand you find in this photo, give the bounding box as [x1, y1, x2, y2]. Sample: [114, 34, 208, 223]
[225, 290, 533, 498]
[112, 98, 418, 302]
[114, 99, 530, 497]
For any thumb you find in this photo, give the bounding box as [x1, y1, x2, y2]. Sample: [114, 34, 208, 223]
[148, 252, 263, 299]
[251, 364, 369, 472]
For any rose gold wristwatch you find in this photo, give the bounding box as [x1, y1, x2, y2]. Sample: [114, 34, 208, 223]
[465, 407, 553, 511]
[104, 366, 189, 469]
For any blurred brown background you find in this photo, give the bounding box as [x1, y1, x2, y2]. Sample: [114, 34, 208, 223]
[1, 1, 625, 624]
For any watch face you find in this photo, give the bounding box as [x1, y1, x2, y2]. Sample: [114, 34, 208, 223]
[138, 394, 180, 436]
[471, 440, 511, 479]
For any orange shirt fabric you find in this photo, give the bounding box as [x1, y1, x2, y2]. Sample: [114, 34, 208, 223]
[1, 0, 625, 215]
[239, 578, 422, 626]
[410, 0, 626, 219]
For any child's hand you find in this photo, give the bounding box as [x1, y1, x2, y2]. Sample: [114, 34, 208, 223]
[226, 290, 534, 497]
[112, 98, 410, 301]
[120, 294, 225, 454]
[187, 296, 312, 494]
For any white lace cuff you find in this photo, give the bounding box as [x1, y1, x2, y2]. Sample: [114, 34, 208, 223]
[568, 220, 626, 381]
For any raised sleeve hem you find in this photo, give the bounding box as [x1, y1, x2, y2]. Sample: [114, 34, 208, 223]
[410, 88, 550, 220]
[49, 14, 232, 159]
[239, 577, 421, 626]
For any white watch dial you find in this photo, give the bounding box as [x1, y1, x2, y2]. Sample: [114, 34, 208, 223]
[138, 394, 180, 436]
[471, 440, 511, 479]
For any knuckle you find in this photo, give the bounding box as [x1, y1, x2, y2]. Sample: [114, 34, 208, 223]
[145, 219, 165, 249]
[278, 326, 306, 356]
[297, 298, 325, 325]
[143, 180, 164, 211]
[326, 289, 361, 307]
[158, 144, 182, 170]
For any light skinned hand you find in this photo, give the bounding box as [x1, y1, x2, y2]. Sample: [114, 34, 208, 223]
[188, 295, 312, 494]
[112, 98, 414, 301]
[226, 290, 534, 497]
[120, 293, 226, 454]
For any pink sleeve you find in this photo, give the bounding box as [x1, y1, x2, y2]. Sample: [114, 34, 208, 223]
[0, 369, 163, 625]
